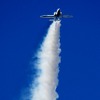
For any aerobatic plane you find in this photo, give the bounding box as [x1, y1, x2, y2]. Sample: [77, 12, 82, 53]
[40, 8, 73, 21]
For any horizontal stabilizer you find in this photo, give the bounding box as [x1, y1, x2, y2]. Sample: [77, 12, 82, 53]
[49, 19, 54, 21]
[40, 15, 54, 18]
[49, 19, 61, 21]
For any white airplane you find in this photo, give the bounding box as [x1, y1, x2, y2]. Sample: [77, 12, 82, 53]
[40, 8, 73, 21]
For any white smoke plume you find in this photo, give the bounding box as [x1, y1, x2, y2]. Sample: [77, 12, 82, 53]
[30, 21, 61, 100]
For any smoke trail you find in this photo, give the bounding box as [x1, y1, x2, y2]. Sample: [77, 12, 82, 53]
[30, 21, 61, 100]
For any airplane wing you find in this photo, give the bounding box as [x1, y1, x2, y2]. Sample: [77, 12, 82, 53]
[62, 15, 73, 18]
[40, 15, 55, 18]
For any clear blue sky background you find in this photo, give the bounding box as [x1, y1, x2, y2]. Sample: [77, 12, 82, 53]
[0, 0, 100, 100]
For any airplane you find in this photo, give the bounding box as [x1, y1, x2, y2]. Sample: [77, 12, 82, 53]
[40, 8, 73, 21]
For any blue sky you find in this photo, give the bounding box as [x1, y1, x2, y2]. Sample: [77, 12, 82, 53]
[0, 0, 100, 100]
